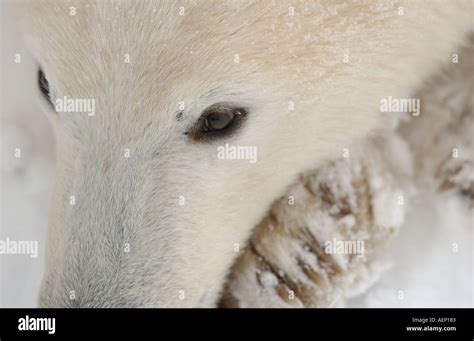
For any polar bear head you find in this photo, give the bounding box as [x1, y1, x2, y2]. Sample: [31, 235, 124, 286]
[21, 0, 470, 307]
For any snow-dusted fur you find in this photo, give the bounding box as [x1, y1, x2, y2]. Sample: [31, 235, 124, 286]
[221, 36, 474, 308]
[20, 1, 473, 307]
[220, 131, 413, 307]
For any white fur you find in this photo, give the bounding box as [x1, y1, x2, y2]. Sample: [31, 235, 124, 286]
[19, 0, 473, 307]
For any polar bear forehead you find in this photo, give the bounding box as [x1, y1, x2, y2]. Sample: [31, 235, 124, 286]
[20, 0, 410, 131]
[21, 0, 375, 85]
[22, 1, 282, 66]
[20, 1, 300, 131]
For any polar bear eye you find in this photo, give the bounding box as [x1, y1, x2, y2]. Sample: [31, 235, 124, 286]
[38, 69, 52, 105]
[189, 104, 247, 142]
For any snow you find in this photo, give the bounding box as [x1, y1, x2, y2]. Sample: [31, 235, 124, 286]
[348, 192, 472, 307]
[0, 4, 55, 307]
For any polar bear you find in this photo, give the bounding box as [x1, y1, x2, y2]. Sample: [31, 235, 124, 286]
[20, 0, 472, 307]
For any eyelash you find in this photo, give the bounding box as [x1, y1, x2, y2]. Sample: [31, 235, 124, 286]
[38, 69, 53, 105]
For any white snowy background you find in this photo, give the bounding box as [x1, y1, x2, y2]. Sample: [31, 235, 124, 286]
[1, 3, 472, 307]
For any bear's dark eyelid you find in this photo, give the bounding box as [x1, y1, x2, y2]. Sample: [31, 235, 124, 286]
[187, 104, 248, 142]
[38, 69, 52, 105]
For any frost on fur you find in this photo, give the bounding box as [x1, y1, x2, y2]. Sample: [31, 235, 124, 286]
[219, 38, 474, 308]
[219, 131, 411, 308]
